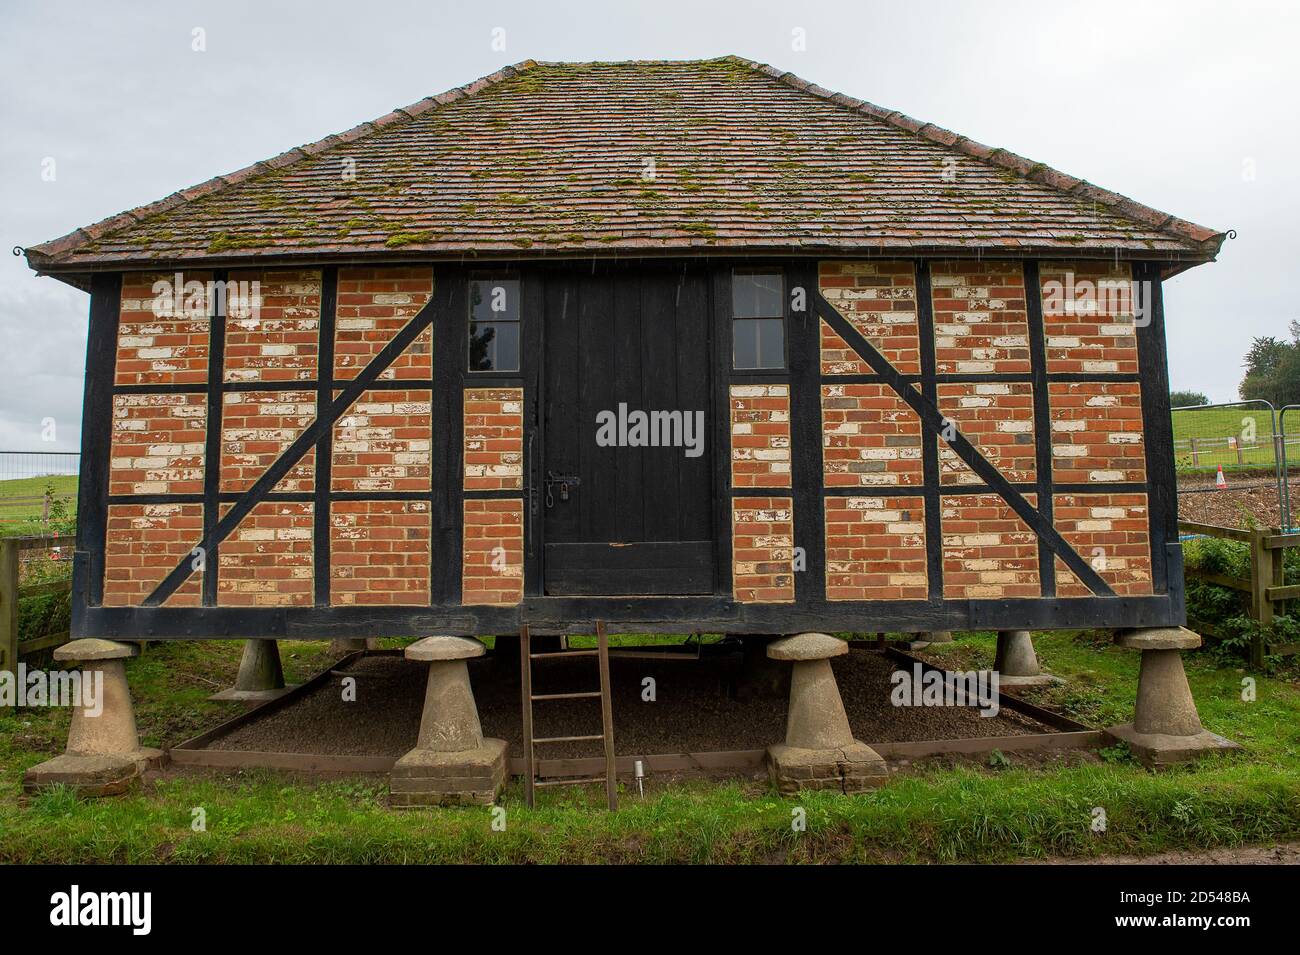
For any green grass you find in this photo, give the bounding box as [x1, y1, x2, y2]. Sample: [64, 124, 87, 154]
[1172, 407, 1292, 475]
[0, 474, 78, 537]
[2, 631, 1298, 863]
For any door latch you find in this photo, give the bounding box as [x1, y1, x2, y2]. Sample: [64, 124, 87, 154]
[544, 471, 581, 508]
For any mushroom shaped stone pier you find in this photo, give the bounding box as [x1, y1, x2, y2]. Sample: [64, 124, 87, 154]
[389, 636, 508, 807]
[22, 639, 164, 796]
[1106, 627, 1241, 767]
[210, 638, 296, 702]
[993, 630, 1062, 687]
[766, 633, 888, 794]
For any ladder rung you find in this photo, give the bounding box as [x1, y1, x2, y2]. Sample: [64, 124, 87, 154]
[530, 691, 602, 701]
[535, 776, 606, 788]
[529, 649, 599, 659]
[533, 734, 604, 744]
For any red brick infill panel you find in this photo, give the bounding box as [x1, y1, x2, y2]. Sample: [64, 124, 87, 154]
[109, 393, 206, 496]
[818, 260, 919, 375]
[931, 261, 1029, 374]
[732, 496, 795, 602]
[1039, 262, 1140, 374]
[730, 384, 791, 489]
[331, 389, 432, 492]
[462, 498, 524, 606]
[102, 503, 204, 607]
[825, 495, 927, 600]
[223, 269, 321, 383]
[219, 390, 316, 493]
[464, 387, 524, 491]
[1054, 493, 1153, 596]
[114, 271, 212, 386]
[937, 382, 1036, 485]
[941, 493, 1040, 599]
[330, 500, 432, 606]
[334, 267, 433, 381]
[822, 383, 922, 487]
[1049, 382, 1146, 483]
[216, 501, 314, 607]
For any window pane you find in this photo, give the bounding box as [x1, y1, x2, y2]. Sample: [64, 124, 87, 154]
[756, 318, 785, 369]
[470, 279, 521, 322]
[732, 272, 783, 318]
[734, 319, 760, 369]
[469, 321, 521, 372]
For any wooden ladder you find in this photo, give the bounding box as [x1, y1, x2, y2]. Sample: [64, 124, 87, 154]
[520, 621, 617, 810]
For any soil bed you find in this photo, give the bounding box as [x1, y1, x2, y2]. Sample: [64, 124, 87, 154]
[207, 647, 1052, 759]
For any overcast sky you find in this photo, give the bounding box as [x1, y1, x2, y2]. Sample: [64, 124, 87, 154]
[1, 0, 1295, 453]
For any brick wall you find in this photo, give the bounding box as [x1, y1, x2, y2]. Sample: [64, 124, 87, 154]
[224, 269, 320, 383]
[109, 393, 206, 495]
[102, 503, 204, 607]
[732, 497, 795, 602]
[1054, 492, 1153, 596]
[1039, 262, 1139, 374]
[822, 383, 922, 487]
[1049, 382, 1146, 483]
[931, 261, 1029, 374]
[819, 260, 919, 374]
[115, 271, 211, 386]
[464, 388, 523, 491]
[936, 382, 1036, 485]
[941, 494, 1040, 599]
[462, 498, 524, 605]
[331, 500, 432, 605]
[332, 389, 432, 492]
[335, 267, 433, 380]
[217, 502, 314, 607]
[219, 390, 316, 493]
[730, 384, 791, 488]
[825, 495, 927, 600]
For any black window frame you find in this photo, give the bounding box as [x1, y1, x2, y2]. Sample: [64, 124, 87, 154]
[730, 268, 787, 372]
[467, 273, 523, 374]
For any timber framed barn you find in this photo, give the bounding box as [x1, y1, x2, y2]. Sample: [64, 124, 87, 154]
[25, 57, 1225, 644]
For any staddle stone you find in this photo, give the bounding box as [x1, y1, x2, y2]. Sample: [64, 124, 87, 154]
[54, 638, 138, 662]
[766, 632, 847, 661]
[406, 635, 486, 661]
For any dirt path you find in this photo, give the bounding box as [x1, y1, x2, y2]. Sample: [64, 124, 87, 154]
[1037, 842, 1300, 865]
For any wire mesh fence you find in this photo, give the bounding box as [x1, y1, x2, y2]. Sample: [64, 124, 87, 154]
[0, 451, 80, 534]
[1172, 400, 1293, 530]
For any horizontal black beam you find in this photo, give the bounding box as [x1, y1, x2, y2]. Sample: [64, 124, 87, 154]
[77, 594, 1178, 640]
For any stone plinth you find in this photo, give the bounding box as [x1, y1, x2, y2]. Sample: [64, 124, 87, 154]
[765, 633, 887, 794]
[910, 630, 952, 649]
[994, 630, 1062, 687]
[390, 636, 507, 807]
[210, 639, 296, 702]
[1105, 627, 1241, 767]
[22, 639, 164, 797]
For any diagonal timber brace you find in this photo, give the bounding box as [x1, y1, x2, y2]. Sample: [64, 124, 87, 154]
[813, 288, 1115, 597]
[142, 288, 440, 607]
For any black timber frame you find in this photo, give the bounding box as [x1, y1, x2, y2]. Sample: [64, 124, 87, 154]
[72, 255, 1184, 639]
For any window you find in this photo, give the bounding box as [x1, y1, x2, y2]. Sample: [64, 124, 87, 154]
[469, 278, 521, 372]
[732, 271, 784, 370]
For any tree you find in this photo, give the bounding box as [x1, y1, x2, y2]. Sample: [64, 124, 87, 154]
[1240, 322, 1300, 408]
[1169, 390, 1209, 408]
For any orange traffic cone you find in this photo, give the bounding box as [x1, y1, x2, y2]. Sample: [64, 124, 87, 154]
[1215, 465, 1227, 490]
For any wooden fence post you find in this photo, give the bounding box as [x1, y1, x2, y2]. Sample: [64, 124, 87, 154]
[1248, 528, 1273, 667]
[0, 538, 18, 681]
[1190, 436, 1200, 466]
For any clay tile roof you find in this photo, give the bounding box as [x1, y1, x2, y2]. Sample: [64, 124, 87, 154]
[24, 56, 1225, 277]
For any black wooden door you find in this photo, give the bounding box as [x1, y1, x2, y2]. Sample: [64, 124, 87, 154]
[542, 266, 714, 595]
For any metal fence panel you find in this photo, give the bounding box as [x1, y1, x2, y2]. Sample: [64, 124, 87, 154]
[1171, 400, 1286, 530]
[0, 450, 80, 532]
